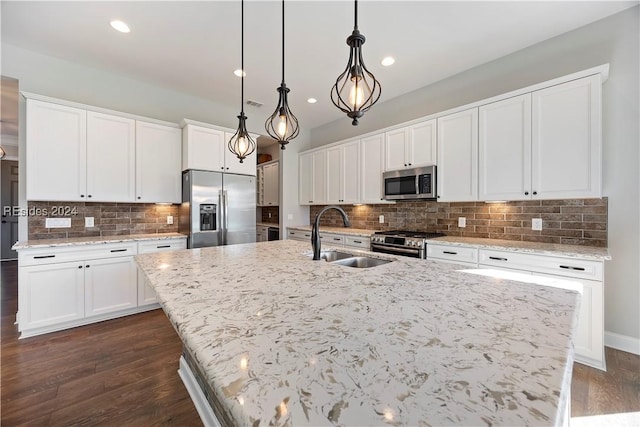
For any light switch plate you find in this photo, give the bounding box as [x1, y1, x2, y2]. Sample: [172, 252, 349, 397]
[45, 218, 71, 228]
[532, 218, 543, 231]
[379, 215, 384, 224]
[167, 215, 174, 225]
[287, 214, 293, 220]
[85, 217, 94, 228]
[458, 217, 466, 228]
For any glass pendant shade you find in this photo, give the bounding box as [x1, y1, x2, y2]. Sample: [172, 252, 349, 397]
[228, 0, 256, 163]
[0, 146, 5, 160]
[331, 0, 381, 126]
[265, 0, 299, 150]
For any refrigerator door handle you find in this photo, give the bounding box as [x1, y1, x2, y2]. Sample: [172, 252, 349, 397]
[223, 190, 229, 245]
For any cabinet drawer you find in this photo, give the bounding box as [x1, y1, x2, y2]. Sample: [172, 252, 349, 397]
[320, 233, 344, 245]
[287, 229, 311, 241]
[345, 235, 370, 249]
[427, 244, 478, 265]
[138, 239, 186, 254]
[20, 242, 138, 266]
[478, 249, 603, 281]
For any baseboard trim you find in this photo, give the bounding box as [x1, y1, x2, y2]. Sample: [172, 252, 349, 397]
[605, 331, 640, 355]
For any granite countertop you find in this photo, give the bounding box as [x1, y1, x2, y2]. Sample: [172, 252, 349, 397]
[12, 232, 186, 250]
[288, 225, 375, 237]
[136, 240, 579, 426]
[257, 222, 279, 228]
[427, 236, 611, 260]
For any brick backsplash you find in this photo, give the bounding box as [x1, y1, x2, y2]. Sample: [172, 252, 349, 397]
[261, 206, 279, 224]
[310, 198, 608, 247]
[27, 202, 179, 240]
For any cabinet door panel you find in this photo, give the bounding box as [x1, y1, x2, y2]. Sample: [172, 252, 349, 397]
[409, 120, 437, 167]
[85, 257, 137, 317]
[360, 133, 385, 203]
[263, 162, 279, 206]
[299, 152, 313, 205]
[532, 75, 601, 199]
[326, 146, 342, 203]
[437, 109, 478, 202]
[19, 263, 85, 330]
[136, 121, 181, 203]
[26, 99, 86, 201]
[479, 95, 531, 201]
[86, 111, 135, 202]
[342, 140, 360, 203]
[183, 125, 225, 171]
[311, 150, 327, 204]
[385, 128, 408, 170]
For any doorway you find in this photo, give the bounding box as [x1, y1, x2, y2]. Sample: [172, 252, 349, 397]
[1, 76, 20, 261]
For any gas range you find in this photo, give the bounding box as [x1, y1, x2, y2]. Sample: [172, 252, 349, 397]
[370, 230, 444, 258]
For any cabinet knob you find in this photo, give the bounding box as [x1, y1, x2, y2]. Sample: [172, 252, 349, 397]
[78, 265, 83, 269]
[524, 191, 529, 195]
[87, 195, 92, 198]
[137, 196, 141, 200]
[533, 191, 538, 195]
[86, 265, 90, 268]
[408, 163, 412, 166]
[404, 163, 407, 167]
[80, 194, 85, 198]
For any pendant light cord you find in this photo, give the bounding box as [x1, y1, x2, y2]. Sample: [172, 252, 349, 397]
[281, 0, 285, 84]
[241, 0, 245, 114]
[354, 0, 358, 30]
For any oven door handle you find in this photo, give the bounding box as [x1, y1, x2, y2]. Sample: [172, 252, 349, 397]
[371, 244, 421, 256]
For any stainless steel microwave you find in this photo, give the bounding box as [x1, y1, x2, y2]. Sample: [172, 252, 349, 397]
[382, 165, 437, 200]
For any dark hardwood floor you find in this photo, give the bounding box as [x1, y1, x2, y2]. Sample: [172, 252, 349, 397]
[1, 260, 638, 425]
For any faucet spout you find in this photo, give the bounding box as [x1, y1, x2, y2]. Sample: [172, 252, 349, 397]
[311, 205, 351, 260]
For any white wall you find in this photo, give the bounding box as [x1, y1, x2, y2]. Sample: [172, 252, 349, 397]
[311, 6, 640, 350]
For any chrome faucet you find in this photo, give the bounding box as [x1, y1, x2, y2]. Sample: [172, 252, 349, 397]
[312, 205, 351, 260]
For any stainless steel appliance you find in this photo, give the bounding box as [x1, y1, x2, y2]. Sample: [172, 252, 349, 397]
[370, 230, 444, 258]
[267, 227, 279, 241]
[180, 170, 256, 248]
[383, 165, 436, 200]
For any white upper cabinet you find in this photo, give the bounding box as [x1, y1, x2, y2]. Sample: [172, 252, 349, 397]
[182, 124, 225, 172]
[437, 108, 478, 202]
[327, 140, 360, 204]
[360, 133, 386, 203]
[531, 75, 602, 199]
[181, 122, 256, 176]
[262, 161, 279, 206]
[385, 119, 436, 171]
[224, 131, 257, 176]
[479, 94, 532, 201]
[26, 99, 87, 201]
[26, 96, 182, 204]
[136, 121, 182, 203]
[86, 111, 136, 202]
[299, 149, 327, 205]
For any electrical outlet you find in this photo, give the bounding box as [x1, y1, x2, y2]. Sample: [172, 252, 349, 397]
[167, 215, 174, 225]
[532, 218, 543, 231]
[85, 217, 94, 228]
[45, 218, 71, 228]
[458, 217, 466, 228]
[287, 214, 293, 220]
[379, 215, 385, 224]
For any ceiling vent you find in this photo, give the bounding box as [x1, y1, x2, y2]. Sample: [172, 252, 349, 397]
[246, 99, 263, 108]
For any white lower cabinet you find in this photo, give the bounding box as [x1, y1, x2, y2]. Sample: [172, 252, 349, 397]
[85, 257, 137, 316]
[136, 238, 187, 307]
[19, 262, 85, 330]
[287, 228, 370, 250]
[17, 238, 186, 337]
[426, 241, 606, 370]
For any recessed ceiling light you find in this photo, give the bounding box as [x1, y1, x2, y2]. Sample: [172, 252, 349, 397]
[234, 69, 246, 77]
[307, 98, 317, 104]
[381, 56, 395, 66]
[110, 20, 130, 33]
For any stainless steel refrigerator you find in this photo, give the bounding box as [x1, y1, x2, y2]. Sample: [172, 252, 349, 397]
[179, 170, 256, 248]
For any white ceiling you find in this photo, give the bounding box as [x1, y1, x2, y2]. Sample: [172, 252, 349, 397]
[2, 1, 637, 132]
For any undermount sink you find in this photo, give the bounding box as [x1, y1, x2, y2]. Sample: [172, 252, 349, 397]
[331, 256, 392, 268]
[314, 250, 393, 268]
[319, 251, 354, 262]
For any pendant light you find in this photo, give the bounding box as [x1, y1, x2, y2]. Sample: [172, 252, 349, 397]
[265, 0, 299, 150]
[0, 146, 5, 160]
[331, 0, 381, 126]
[228, 0, 256, 163]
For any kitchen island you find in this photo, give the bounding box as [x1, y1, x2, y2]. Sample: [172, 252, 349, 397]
[135, 240, 581, 426]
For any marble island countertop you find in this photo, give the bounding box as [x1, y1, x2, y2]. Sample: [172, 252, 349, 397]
[136, 240, 580, 426]
[12, 232, 186, 250]
[427, 236, 611, 260]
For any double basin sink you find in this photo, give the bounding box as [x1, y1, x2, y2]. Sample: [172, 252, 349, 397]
[318, 250, 392, 268]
